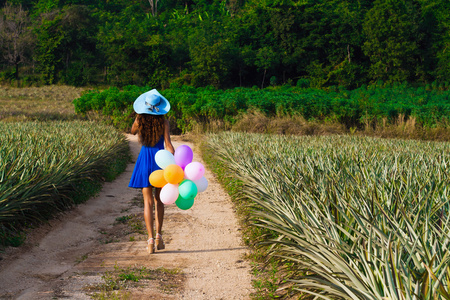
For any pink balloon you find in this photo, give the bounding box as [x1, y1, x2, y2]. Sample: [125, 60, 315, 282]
[184, 162, 205, 181]
[174, 145, 193, 169]
[160, 183, 179, 205]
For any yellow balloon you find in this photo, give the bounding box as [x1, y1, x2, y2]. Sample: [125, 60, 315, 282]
[164, 164, 184, 184]
[149, 170, 167, 188]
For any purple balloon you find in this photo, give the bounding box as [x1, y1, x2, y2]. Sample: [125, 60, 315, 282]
[174, 145, 194, 168]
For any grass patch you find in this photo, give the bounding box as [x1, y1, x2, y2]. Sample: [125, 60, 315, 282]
[114, 214, 145, 235]
[0, 228, 26, 248]
[85, 264, 185, 299]
[130, 195, 144, 208]
[115, 215, 133, 224]
[97, 213, 146, 245]
[76, 254, 89, 264]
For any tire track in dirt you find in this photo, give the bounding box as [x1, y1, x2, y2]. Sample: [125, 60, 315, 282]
[0, 134, 253, 299]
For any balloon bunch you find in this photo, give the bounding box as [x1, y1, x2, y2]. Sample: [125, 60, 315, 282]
[149, 145, 208, 210]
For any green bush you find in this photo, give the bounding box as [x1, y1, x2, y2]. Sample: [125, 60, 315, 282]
[73, 84, 450, 133]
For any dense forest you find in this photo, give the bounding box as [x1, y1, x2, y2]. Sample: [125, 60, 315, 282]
[0, 0, 449, 89]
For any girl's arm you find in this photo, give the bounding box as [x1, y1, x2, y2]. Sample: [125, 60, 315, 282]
[131, 117, 139, 135]
[164, 119, 175, 154]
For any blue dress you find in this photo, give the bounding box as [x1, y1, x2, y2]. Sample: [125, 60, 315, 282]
[129, 136, 165, 188]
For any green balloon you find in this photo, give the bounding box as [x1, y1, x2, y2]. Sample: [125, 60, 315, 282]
[176, 196, 194, 210]
[178, 180, 198, 199]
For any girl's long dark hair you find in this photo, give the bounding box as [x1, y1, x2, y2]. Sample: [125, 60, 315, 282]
[137, 114, 165, 147]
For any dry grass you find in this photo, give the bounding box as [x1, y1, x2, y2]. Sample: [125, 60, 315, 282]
[362, 115, 450, 141]
[231, 110, 345, 136]
[0, 85, 89, 121]
[230, 110, 450, 142]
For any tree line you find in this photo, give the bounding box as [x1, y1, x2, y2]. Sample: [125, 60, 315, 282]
[0, 0, 449, 89]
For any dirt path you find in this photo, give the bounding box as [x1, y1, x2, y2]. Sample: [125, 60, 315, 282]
[0, 135, 254, 299]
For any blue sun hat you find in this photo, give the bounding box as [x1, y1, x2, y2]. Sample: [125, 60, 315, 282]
[133, 89, 170, 115]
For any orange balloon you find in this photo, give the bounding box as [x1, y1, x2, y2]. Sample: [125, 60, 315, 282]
[149, 170, 167, 188]
[164, 164, 184, 184]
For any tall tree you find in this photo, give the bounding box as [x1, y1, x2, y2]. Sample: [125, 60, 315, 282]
[34, 5, 97, 85]
[97, 5, 175, 87]
[430, 0, 450, 82]
[186, 3, 238, 87]
[362, 0, 423, 83]
[0, 3, 34, 80]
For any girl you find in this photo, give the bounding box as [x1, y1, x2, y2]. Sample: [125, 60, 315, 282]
[128, 89, 175, 254]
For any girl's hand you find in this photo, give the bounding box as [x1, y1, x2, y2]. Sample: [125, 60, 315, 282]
[164, 119, 175, 154]
[131, 117, 139, 135]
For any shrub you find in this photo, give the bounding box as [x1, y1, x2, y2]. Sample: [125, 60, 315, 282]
[73, 84, 450, 136]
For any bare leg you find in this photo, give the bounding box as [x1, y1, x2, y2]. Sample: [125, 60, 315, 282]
[142, 187, 155, 253]
[154, 188, 164, 234]
[154, 188, 165, 249]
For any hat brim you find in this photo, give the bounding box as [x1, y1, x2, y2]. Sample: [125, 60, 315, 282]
[133, 89, 170, 115]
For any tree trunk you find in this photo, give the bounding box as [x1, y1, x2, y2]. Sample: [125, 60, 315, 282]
[347, 44, 351, 63]
[261, 69, 267, 89]
[15, 63, 19, 81]
[148, 0, 158, 17]
[239, 66, 242, 87]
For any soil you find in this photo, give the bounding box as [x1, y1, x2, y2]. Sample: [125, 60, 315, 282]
[0, 134, 254, 299]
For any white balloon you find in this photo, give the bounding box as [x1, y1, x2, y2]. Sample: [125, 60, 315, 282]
[160, 183, 179, 205]
[193, 176, 208, 193]
[155, 150, 176, 169]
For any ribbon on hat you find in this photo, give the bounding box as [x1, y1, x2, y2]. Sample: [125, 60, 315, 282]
[145, 96, 161, 112]
[146, 104, 160, 112]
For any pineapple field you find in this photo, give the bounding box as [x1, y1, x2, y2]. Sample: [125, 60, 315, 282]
[206, 132, 450, 299]
[0, 121, 129, 245]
